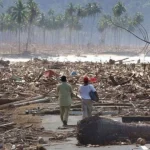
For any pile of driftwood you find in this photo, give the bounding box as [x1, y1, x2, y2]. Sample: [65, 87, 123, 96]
[0, 59, 150, 148]
[0, 59, 150, 115]
[0, 125, 76, 149]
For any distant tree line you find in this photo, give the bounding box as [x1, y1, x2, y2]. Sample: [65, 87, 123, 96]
[0, 0, 149, 54]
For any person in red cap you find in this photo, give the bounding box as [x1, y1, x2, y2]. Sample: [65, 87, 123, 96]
[79, 76, 98, 119]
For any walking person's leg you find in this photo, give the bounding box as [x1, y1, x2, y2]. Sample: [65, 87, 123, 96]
[87, 100, 93, 117]
[63, 105, 71, 126]
[82, 100, 88, 119]
[60, 106, 65, 123]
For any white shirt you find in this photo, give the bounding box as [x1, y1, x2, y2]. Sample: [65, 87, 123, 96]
[79, 84, 96, 100]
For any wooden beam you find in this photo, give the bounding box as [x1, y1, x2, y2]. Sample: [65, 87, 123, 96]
[122, 116, 150, 123]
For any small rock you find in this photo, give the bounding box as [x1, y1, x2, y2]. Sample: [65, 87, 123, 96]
[76, 142, 82, 146]
[126, 139, 131, 144]
[57, 135, 64, 140]
[38, 137, 47, 144]
[11, 145, 16, 150]
[5, 143, 12, 150]
[36, 145, 47, 150]
[16, 144, 23, 150]
[29, 146, 37, 150]
[136, 138, 146, 146]
[0, 144, 3, 149]
[87, 144, 92, 147]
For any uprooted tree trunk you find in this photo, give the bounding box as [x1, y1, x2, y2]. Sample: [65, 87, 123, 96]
[77, 116, 150, 145]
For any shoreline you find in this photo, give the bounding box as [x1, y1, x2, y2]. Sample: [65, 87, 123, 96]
[2, 53, 147, 64]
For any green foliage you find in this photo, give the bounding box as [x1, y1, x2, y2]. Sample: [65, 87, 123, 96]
[0, 1, 102, 34]
[98, 1, 145, 34]
[64, 3, 84, 31]
[65, 3, 76, 17]
[26, 0, 40, 24]
[113, 1, 126, 17]
[98, 14, 111, 32]
[0, 0, 3, 8]
[48, 9, 54, 16]
[76, 5, 87, 18]
[9, 0, 27, 25]
[0, 13, 17, 31]
[133, 12, 144, 26]
[0, 0, 147, 47]
[85, 2, 101, 17]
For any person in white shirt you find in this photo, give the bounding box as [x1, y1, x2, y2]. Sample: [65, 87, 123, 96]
[79, 76, 98, 119]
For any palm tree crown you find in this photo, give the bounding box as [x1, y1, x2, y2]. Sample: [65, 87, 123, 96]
[10, 0, 27, 25]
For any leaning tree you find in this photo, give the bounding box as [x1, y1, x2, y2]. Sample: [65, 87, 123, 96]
[98, 1, 150, 56]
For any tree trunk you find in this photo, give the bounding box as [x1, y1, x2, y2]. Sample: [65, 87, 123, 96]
[69, 28, 72, 45]
[19, 24, 21, 55]
[43, 28, 46, 45]
[69, 28, 73, 50]
[77, 116, 150, 145]
[26, 23, 31, 52]
[89, 16, 96, 45]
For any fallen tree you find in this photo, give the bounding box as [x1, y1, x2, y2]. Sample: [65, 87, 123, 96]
[77, 116, 150, 145]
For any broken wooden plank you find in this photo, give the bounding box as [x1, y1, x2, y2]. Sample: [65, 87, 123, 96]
[0, 98, 22, 105]
[0, 122, 16, 128]
[122, 116, 150, 123]
[0, 95, 44, 109]
[93, 103, 133, 107]
[13, 97, 50, 107]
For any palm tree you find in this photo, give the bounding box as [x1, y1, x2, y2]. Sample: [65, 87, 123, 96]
[85, 2, 101, 45]
[46, 9, 56, 45]
[98, 15, 110, 45]
[132, 12, 149, 55]
[54, 14, 65, 44]
[48, 9, 54, 17]
[0, 0, 3, 8]
[65, 3, 76, 17]
[75, 5, 87, 48]
[103, 2, 149, 55]
[0, 13, 15, 43]
[76, 5, 87, 19]
[46, 13, 65, 45]
[113, 1, 126, 18]
[65, 3, 76, 45]
[26, 0, 40, 51]
[112, 1, 126, 50]
[0, 13, 7, 45]
[9, 0, 27, 54]
[38, 13, 47, 45]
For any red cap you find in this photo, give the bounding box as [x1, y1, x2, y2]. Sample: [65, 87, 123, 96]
[83, 76, 89, 82]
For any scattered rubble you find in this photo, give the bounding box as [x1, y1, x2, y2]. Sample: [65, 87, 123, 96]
[0, 58, 150, 148]
[0, 59, 150, 117]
